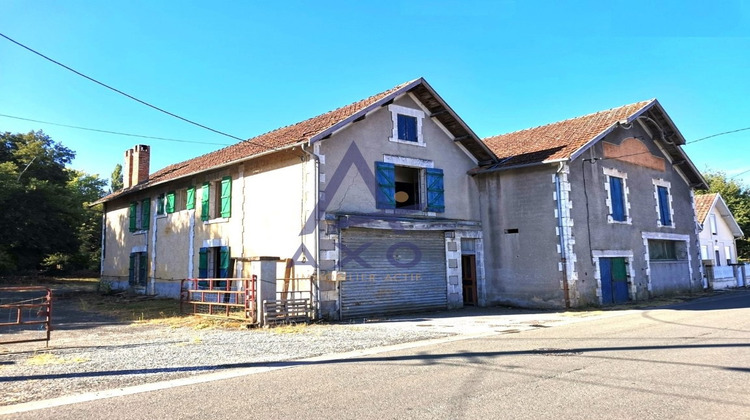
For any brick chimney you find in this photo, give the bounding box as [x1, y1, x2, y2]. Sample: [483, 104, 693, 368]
[123, 148, 134, 189]
[123, 145, 150, 188]
[131, 145, 150, 186]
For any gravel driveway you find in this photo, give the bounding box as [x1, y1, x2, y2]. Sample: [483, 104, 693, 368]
[1, 291, 458, 407]
[2, 284, 711, 408]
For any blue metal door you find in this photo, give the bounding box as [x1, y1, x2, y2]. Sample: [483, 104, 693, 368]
[600, 257, 629, 304]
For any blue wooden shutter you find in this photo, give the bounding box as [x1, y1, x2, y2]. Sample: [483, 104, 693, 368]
[138, 252, 147, 286]
[141, 198, 151, 230]
[375, 161, 395, 209]
[128, 253, 135, 284]
[220, 176, 232, 218]
[657, 186, 671, 226]
[397, 114, 417, 141]
[128, 202, 137, 232]
[166, 191, 175, 214]
[610, 177, 625, 221]
[186, 186, 195, 210]
[426, 168, 445, 213]
[201, 183, 210, 221]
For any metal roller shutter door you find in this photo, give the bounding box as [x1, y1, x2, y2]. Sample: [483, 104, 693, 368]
[340, 228, 447, 319]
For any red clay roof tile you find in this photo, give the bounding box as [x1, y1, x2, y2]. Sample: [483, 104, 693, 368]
[483, 100, 654, 168]
[97, 79, 418, 203]
[694, 193, 717, 224]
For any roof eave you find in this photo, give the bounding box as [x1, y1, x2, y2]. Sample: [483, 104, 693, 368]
[714, 195, 745, 238]
[472, 158, 567, 175]
[307, 78, 424, 145]
[93, 141, 303, 205]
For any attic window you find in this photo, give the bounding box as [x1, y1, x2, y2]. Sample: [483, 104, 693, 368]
[388, 104, 425, 146]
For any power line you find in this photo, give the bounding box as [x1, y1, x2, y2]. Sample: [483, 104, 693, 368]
[0, 32, 274, 151]
[0, 113, 233, 146]
[590, 126, 750, 163]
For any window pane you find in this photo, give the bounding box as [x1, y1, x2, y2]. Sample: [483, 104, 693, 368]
[649, 240, 677, 260]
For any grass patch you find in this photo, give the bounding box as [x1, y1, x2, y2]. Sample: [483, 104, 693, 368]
[269, 323, 311, 334]
[75, 292, 250, 330]
[26, 353, 89, 366]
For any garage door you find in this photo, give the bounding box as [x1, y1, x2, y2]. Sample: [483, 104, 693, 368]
[340, 228, 447, 319]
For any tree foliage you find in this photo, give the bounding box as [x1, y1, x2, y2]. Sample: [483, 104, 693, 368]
[111, 163, 123, 192]
[699, 170, 750, 260]
[0, 131, 106, 274]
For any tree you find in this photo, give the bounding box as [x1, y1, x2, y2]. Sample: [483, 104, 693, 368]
[699, 170, 750, 260]
[0, 130, 106, 274]
[111, 163, 123, 192]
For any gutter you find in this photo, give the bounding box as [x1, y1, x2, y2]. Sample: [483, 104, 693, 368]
[301, 142, 321, 320]
[471, 158, 568, 176]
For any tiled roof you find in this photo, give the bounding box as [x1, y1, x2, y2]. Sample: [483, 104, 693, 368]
[694, 193, 718, 224]
[97, 79, 418, 203]
[482, 100, 654, 168]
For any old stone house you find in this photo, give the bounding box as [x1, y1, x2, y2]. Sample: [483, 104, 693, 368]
[96, 81, 709, 318]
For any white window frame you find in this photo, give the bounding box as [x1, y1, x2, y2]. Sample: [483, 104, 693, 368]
[700, 245, 709, 260]
[725, 245, 732, 264]
[652, 178, 675, 229]
[388, 104, 425, 147]
[603, 167, 631, 224]
[709, 213, 718, 235]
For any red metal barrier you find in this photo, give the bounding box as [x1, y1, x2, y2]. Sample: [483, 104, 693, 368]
[0, 286, 52, 346]
[180, 276, 257, 321]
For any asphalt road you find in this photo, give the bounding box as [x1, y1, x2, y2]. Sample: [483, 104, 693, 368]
[6, 290, 750, 420]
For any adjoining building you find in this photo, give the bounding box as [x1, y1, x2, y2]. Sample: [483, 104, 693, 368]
[476, 99, 707, 308]
[694, 193, 745, 289]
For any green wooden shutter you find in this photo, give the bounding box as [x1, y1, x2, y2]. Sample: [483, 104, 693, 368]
[220, 176, 232, 218]
[186, 186, 195, 210]
[166, 191, 176, 214]
[198, 247, 208, 288]
[129, 202, 137, 232]
[219, 246, 230, 278]
[201, 183, 210, 221]
[218, 246, 230, 288]
[128, 253, 135, 284]
[375, 161, 395, 209]
[426, 168, 445, 213]
[138, 252, 147, 286]
[141, 198, 151, 230]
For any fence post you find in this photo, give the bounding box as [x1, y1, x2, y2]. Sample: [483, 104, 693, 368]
[250, 257, 279, 326]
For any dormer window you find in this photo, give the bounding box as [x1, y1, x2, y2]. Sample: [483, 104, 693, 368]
[388, 104, 425, 146]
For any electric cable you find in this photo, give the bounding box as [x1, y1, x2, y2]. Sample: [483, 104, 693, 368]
[0, 32, 275, 151]
[0, 113, 233, 146]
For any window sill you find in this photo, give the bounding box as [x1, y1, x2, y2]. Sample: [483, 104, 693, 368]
[203, 217, 230, 225]
[657, 223, 675, 229]
[388, 137, 426, 147]
[607, 217, 632, 225]
[132, 230, 148, 235]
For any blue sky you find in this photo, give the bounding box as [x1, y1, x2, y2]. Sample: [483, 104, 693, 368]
[1, 1, 748, 188]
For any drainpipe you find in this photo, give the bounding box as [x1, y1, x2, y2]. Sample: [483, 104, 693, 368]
[301, 143, 321, 319]
[555, 163, 572, 309]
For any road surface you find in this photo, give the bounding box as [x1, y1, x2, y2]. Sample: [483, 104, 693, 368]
[5, 290, 750, 419]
